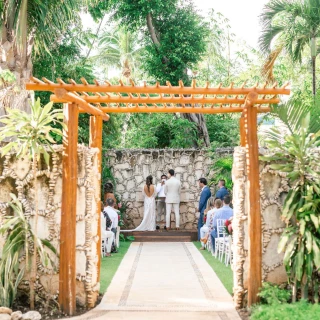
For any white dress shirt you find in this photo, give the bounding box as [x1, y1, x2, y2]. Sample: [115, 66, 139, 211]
[156, 182, 166, 197]
[104, 206, 119, 229]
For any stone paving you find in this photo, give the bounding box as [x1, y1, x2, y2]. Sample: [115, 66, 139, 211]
[72, 242, 241, 320]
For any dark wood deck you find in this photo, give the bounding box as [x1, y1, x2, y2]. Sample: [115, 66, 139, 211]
[122, 229, 198, 242]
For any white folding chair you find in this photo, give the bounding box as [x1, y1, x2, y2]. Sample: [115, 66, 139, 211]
[224, 235, 233, 266]
[214, 219, 226, 259]
[101, 213, 107, 257]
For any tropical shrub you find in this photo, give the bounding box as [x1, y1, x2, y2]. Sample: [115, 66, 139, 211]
[0, 251, 24, 307]
[258, 282, 291, 305]
[251, 300, 320, 320]
[0, 98, 63, 309]
[260, 98, 320, 302]
[0, 194, 57, 307]
[209, 155, 233, 192]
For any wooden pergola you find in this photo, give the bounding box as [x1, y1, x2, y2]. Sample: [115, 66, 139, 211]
[26, 77, 290, 315]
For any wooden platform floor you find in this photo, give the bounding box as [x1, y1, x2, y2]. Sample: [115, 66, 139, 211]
[122, 229, 198, 242]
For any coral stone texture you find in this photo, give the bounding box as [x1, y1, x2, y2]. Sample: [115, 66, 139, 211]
[0, 145, 100, 307]
[232, 147, 288, 308]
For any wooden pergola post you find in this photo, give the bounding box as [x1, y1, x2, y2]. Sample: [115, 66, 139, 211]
[239, 114, 246, 147]
[244, 91, 262, 307]
[89, 116, 103, 281]
[59, 103, 79, 315]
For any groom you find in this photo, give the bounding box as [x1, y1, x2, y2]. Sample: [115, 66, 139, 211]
[164, 169, 181, 230]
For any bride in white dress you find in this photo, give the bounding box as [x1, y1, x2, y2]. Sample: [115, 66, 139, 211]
[125, 175, 157, 231]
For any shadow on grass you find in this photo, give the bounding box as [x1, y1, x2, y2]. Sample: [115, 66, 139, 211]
[100, 241, 132, 294]
[193, 241, 233, 295]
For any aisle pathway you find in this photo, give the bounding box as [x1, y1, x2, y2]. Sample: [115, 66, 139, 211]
[74, 242, 240, 320]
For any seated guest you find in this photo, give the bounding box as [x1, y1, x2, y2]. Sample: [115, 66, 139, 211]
[104, 182, 118, 209]
[210, 195, 233, 252]
[215, 179, 229, 200]
[101, 207, 115, 257]
[199, 197, 215, 250]
[104, 198, 119, 249]
[200, 198, 223, 249]
[197, 178, 212, 240]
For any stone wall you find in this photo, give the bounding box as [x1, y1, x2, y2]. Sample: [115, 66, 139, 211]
[105, 149, 224, 229]
[0, 145, 100, 307]
[232, 146, 288, 308]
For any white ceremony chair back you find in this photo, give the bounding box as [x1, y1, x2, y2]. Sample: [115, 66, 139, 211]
[101, 212, 106, 256]
[214, 219, 227, 259]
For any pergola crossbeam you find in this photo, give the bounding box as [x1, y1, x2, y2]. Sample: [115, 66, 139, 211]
[24, 77, 291, 315]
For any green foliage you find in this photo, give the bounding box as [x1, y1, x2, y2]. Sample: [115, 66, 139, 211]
[32, 32, 98, 144]
[100, 241, 131, 293]
[119, 234, 135, 242]
[104, 0, 177, 31]
[251, 300, 320, 320]
[261, 97, 320, 301]
[0, 99, 62, 309]
[124, 113, 198, 148]
[205, 114, 239, 148]
[209, 155, 233, 191]
[259, 0, 320, 93]
[141, 2, 209, 84]
[0, 69, 16, 86]
[0, 194, 57, 269]
[0, 98, 63, 163]
[258, 282, 291, 305]
[0, 194, 57, 307]
[0, 251, 24, 307]
[194, 241, 233, 294]
[92, 24, 143, 79]
[0, 0, 91, 55]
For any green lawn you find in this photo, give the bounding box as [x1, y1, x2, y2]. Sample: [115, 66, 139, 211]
[100, 241, 132, 293]
[193, 241, 233, 295]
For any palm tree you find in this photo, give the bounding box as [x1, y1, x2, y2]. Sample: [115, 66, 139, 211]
[259, 0, 320, 95]
[92, 25, 142, 146]
[92, 25, 143, 81]
[0, 0, 90, 112]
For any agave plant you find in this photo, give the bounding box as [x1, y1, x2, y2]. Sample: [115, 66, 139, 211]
[0, 98, 63, 309]
[261, 97, 320, 302]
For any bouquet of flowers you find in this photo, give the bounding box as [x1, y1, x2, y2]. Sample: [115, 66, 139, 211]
[224, 219, 233, 235]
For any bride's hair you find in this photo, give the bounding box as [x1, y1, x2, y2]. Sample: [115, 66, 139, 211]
[146, 175, 153, 192]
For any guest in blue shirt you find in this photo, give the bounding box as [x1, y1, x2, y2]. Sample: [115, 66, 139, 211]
[210, 195, 233, 251]
[197, 178, 212, 240]
[215, 179, 229, 200]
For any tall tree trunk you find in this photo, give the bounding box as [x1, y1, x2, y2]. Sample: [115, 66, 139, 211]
[311, 37, 317, 96]
[312, 55, 316, 96]
[180, 113, 210, 147]
[0, 25, 33, 117]
[145, 14, 210, 147]
[30, 156, 38, 309]
[121, 113, 131, 147]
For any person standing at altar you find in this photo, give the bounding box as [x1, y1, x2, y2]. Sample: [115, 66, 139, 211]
[156, 174, 167, 228]
[215, 179, 229, 200]
[164, 169, 181, 230]
[197, 178, 212, 240]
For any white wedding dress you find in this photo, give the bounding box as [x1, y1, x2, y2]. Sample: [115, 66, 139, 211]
[124, 185, 157, 232]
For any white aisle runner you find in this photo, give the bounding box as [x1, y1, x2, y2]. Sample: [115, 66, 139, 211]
[72, 242, 241, 320]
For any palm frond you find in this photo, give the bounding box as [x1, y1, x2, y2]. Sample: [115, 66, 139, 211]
[271, 96, 320, 136]
[261, 46, 283, 82]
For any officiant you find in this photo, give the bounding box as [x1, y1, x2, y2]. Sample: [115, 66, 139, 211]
[156, 174, 167, 227]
